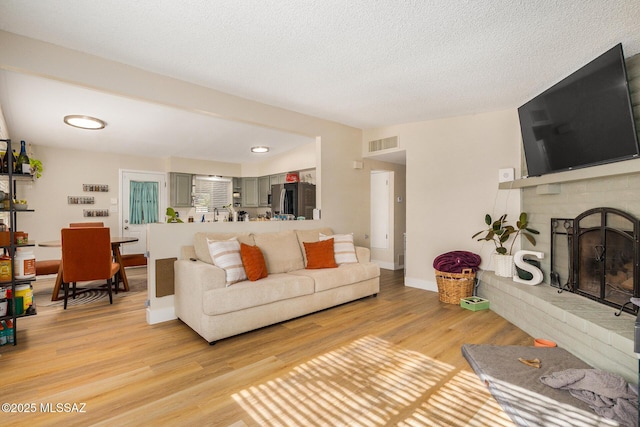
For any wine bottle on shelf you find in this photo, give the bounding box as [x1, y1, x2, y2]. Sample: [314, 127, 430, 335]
[15, 141, 30, 174]
[2, 149, 11, 174]
[11, 149, 16, 174]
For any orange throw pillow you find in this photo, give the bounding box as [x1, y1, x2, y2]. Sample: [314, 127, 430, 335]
[304, 238, 338, 269]
[240, 243, 268, 281]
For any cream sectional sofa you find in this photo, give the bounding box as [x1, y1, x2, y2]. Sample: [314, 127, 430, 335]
[174, 228, 380, 343]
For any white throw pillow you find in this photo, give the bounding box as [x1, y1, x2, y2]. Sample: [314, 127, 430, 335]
[319, 233, 358, 264]
[206, 237, 247, 286]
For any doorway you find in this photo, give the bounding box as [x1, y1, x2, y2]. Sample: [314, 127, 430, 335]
[120, 170, 167, 255]
[371, 170, 391, 250]
[370, 166, 406, 271]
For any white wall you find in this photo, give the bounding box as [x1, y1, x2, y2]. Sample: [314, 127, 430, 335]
[363, 110, 522, 291]
[241, 141, 316, 177]
[166, 141, 317, 179]
[167, 156, 241, 177]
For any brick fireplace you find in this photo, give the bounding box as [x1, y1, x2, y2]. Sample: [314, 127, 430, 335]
[477, 172, 640, 385]
[551, 207, 640, 315]
[478, 52, 640, 385]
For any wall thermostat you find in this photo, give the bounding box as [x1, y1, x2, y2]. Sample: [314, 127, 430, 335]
[498, 168, 515, 183]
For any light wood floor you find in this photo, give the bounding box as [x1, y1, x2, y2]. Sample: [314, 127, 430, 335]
[0, 268, 533, 426]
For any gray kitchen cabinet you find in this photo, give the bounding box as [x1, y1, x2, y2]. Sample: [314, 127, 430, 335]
[170, 172, 193, 207]
[269, 173, 287, 187]
[258, 176, 270, 207]
[232, 177, 242, 207]
[242, 177, 258, 207]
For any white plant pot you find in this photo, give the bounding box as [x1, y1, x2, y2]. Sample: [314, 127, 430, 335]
[493, 254, 515, 277]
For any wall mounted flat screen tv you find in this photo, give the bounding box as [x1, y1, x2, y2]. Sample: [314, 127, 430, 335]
[518, 44, 639, 177]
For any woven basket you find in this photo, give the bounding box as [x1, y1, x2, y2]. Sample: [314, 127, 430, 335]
[435, 268, 476, 304]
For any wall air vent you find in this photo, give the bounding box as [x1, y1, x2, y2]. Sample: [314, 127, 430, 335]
[368, 136, 398, 153]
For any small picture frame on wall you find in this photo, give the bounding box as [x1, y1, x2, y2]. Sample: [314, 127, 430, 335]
[83, 184, 109, 192]
[83, 209, 109, 217]
[68, 196, 95, 204]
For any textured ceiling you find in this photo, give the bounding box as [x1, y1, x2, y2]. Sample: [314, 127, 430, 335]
[1, 1, 640, 162]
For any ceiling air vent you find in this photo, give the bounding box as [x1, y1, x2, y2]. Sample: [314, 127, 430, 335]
[368, 136, 398, 153]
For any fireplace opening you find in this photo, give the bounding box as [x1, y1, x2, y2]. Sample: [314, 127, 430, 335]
[551, 207, 640, 315]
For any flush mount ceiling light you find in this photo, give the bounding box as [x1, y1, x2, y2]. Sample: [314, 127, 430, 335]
[251, 146, 269, 153]
[63, 115, 106, 130]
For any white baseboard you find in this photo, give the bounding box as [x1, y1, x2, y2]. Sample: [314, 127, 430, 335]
[404, 276, 438, 293]
[372, 260, 401, 270]
[146, 306, 176, 324]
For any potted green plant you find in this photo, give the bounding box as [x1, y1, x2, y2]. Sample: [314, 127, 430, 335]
[166, 207, 183, 223]
[472, 212, 539, 277]
[29, 158, 43, 179]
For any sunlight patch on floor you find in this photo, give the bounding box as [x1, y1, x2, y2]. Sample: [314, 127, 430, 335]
[232, 335, 477, 426]
[399, 370, 514, 427]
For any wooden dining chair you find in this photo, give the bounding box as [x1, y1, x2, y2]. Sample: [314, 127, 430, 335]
[69, 222, 105, 227]
[60, 227, 120, 310]
[33, 222, 102, 282]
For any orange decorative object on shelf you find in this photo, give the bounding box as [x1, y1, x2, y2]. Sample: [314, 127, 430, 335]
[534, 338, 557, 348]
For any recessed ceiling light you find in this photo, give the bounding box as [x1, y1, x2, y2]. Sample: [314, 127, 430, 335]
[251, 146, 269, 153]
[63, 115, 106, 130]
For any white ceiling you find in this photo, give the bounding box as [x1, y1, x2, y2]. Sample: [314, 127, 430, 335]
[1, 1, 640, 164]
[0, 70, 314, 164]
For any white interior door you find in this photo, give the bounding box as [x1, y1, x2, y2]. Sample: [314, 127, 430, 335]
[121, 170, 167, 255]
[371, 171, 390, 249]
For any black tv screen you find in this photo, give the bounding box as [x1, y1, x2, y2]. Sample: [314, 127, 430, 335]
[518, 44, 639, 177]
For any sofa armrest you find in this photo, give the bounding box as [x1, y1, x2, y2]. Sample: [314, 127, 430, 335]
[355, 246, 371, 263]
[180, 245, 197, 260]
[175, 259, 226, 293]
[174, 259, 226, 331]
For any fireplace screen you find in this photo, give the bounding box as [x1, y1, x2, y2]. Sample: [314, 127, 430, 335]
[552, 208, 640, 315]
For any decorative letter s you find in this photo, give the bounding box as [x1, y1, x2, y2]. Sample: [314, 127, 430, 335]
[513, 250, 544, 285]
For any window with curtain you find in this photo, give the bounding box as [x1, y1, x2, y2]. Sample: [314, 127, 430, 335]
[130, 181, 159, 224]
[194, 176, 232, 213]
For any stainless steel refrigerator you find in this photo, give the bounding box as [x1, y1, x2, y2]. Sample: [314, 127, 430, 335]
[271, 182, 316, 219]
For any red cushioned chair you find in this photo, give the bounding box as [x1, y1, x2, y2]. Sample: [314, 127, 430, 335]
[60, 227, 120, 310]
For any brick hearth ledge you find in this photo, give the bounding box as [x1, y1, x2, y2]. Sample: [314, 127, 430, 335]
[478, 271, 638, 385]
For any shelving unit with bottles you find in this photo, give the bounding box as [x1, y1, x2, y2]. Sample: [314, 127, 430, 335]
[0, 139, 36, 346]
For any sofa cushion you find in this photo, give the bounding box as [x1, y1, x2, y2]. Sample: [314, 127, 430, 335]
[303, 239, 338, 269]
[195, 232, 255, 264]
[207, 238, 247, 286]
[290, 262, 380, 292]
[253, 230, 304, 274]
[295, 227, 334, 264]
[202, 273, 315, 315]
[240, 243, 268, 281]
[320, 233, 358, 264]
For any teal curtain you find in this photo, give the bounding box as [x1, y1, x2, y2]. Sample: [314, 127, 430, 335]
[130, 181, 159, 224]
